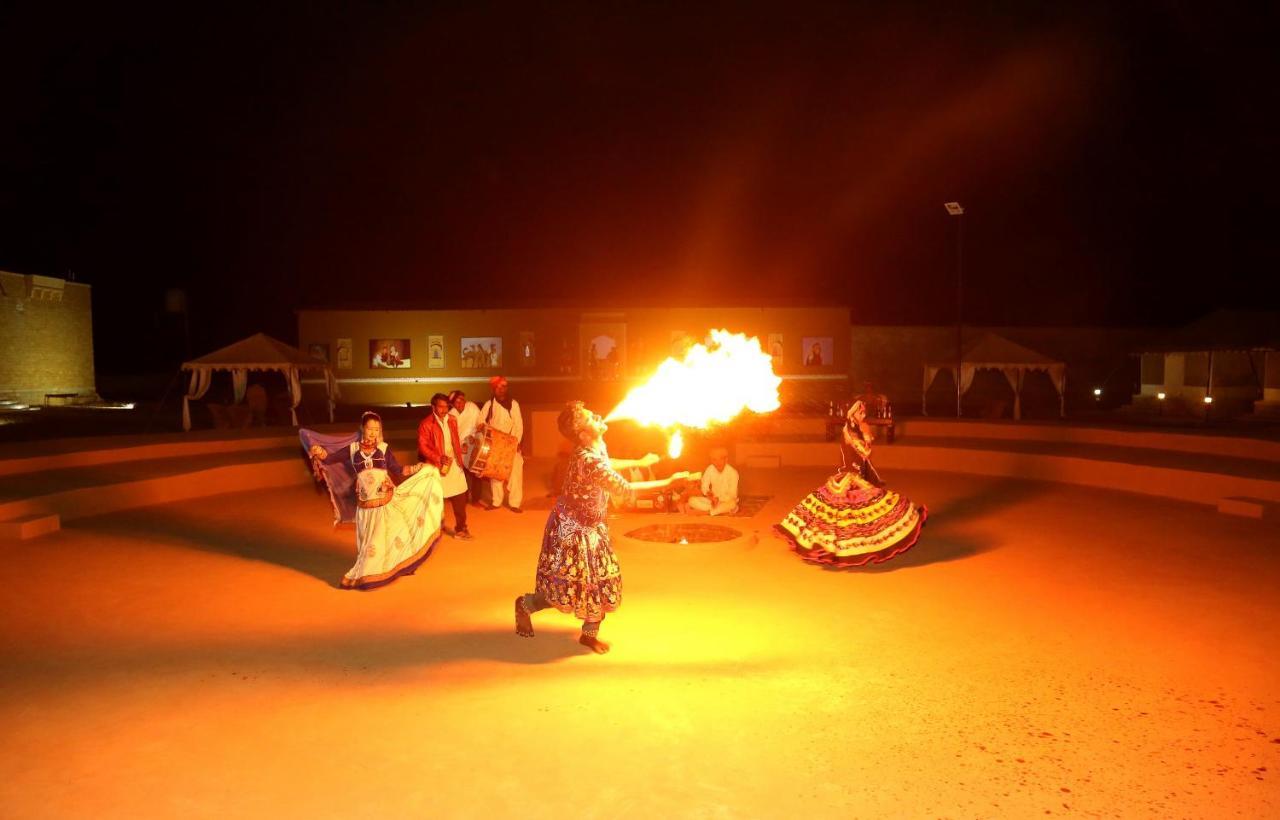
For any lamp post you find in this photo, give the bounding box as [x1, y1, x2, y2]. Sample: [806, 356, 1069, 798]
[944, 202, 965, 417]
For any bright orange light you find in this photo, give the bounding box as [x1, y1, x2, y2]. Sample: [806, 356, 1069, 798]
[667, 429, 684, 459]
[607, 330, 781, 453]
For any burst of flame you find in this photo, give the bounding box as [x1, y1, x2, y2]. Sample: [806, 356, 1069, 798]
[667, 428, 684, 459]
[607, 330, 781, 451]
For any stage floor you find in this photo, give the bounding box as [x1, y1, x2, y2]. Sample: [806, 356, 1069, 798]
[2, 469, 1277, 818]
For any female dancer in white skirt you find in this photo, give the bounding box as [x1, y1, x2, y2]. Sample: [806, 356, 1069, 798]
[309, 412, 444, 589]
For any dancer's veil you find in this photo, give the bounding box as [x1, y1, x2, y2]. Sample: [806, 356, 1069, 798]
[299, 428, 360, 524]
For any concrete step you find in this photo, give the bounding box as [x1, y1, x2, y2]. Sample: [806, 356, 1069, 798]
[1217, 497, 1276, 519]
[0, 514, 60, 540]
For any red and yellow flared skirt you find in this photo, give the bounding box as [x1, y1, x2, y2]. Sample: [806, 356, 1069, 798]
[775, 470, 926, 567]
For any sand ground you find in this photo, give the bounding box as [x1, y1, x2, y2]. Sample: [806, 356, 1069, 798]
[1, 468, 1277, 819]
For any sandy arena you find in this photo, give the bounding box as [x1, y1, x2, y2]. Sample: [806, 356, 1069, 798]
[2, 467, 1277, 818]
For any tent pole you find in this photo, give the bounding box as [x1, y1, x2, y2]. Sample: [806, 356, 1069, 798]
[146, 369, 183, 434]
[955, 213, 964, 418]
[1206, 351, 1215, 417]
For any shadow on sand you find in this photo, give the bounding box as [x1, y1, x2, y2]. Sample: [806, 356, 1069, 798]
[837, 477, 1050, 573]
[7, 628, 778, 691]
[82, 500, 360, 587]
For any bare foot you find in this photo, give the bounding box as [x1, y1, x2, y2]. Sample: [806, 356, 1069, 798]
[514, 597, 534, 637]
[578, 634, 610, 654]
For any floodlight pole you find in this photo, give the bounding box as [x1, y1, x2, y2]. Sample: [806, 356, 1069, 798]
[945, 203, 965, 417]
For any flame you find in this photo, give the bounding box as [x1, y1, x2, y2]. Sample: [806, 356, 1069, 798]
[607, 330, 781, 452]
[667, 428, 684, 459]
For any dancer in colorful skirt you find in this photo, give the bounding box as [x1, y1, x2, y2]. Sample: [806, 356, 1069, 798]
[775, 400, 926, 567]
[514, 401, 688, 654]
[304, 411, 444, 589]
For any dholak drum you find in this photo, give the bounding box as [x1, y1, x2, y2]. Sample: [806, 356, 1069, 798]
[469, 426, 518, 482]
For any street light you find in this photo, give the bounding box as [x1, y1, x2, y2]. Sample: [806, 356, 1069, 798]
[944, 202, 964, 417]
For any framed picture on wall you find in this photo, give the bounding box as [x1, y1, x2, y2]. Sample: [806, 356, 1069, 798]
[428, 335, 444, 369]
[802, 336, 833, 367]
[582, 322, 627, 381]
[556, 335, 576, 375]
[307, 343, 330, 363]
[767, 333, 784, 370]
[336, 338, 352, 370]
[370, 339, 411, 369]
[519, 332, 536, 366]
[461, 337, 502, 369]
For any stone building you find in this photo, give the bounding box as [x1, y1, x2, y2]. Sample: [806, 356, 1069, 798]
[0, 271, 97, 405]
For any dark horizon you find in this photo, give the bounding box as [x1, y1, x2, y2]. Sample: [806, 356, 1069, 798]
[3, 2, 1277, 371]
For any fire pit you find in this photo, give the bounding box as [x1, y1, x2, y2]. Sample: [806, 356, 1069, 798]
[624, 523, 743, 544]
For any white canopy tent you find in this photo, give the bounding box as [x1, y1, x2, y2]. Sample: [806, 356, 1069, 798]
[923, 333, 1065, 420]
[180, 333, 338, 431]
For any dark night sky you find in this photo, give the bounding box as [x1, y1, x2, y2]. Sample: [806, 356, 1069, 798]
[2, 1, 1277, 371]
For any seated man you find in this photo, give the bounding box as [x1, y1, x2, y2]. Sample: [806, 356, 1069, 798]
[685, 447, 739, 516]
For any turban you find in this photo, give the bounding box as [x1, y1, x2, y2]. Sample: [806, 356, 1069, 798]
[489, 375, 508, 388]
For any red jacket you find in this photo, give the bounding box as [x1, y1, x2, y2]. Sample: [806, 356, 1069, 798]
[418, 413, 464, 470]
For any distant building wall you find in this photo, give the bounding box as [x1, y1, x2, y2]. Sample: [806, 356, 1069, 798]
[297, 306, 852, 409]
[850, 325, 1150, 416]
[0, 271, 97, 404]
[297, 308, 1164, 418]
[1136, 350, 1267, 416]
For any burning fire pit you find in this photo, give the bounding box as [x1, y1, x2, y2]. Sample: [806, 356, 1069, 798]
[624, 523, 743, 544]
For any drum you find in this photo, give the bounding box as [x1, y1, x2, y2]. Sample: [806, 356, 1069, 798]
[469, 426, 519, 481]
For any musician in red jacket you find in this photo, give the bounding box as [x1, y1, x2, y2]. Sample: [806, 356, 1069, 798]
[418, 393, 473, 540]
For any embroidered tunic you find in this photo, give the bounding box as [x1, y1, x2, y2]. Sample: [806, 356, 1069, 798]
[532, 445, 631, 620]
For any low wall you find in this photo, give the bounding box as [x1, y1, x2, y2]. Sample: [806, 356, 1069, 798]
[894, 419, 1280, 462]
[3, 419, 1276, 533]
[733, 441, 1280, 506]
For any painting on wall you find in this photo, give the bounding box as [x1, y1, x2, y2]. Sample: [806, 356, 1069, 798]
[802, 336, 833, 367]
[336, 338, 353, 370]
[556, 336, 576, 375]
[519, 332, 536, 366]
[582, 322, 627, 381]
[461, 337, 502, 369]
[307, 343, 330, 364]
[767, 333, 784, 371]
[370, 339, 411, 369]
[428, 335, 444, 369]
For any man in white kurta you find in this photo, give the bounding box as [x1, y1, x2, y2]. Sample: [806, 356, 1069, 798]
[687, 447, 739, 516]
[478, 375, 524, 512]
[450, 390, 481, 442]
[449, 389, 483, 505]
[419, 394, 473, 539]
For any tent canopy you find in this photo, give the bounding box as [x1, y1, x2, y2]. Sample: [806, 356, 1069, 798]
[924, 333, 1066, 420]
[182, 332, 331, 371]
[180, 333, 337, 430]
